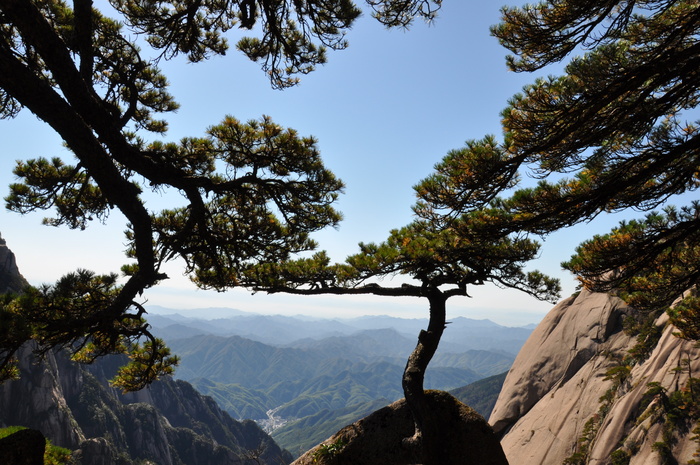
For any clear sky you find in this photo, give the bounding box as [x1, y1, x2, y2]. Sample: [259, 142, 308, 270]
[0, 2, 670, 326]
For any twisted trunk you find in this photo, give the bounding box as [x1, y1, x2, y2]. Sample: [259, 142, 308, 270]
[402, 287, 447, 465]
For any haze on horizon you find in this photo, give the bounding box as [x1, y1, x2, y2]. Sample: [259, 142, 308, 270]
[0, 1, 661, 329]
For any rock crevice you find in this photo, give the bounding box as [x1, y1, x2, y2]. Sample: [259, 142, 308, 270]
[490, 289, 700, 465]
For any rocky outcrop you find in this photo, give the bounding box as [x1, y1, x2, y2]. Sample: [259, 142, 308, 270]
[0, 344, 86, 449]
[0, 428, 45, 465]
[0, 233, 28, 294]
[0, 345, 293, 465]
[0, 232, 292, 464]
[490, 289, 700, 464]
[293, 390, 508, 465]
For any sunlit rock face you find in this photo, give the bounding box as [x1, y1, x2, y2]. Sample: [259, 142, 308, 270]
[490, 289, 700, 465]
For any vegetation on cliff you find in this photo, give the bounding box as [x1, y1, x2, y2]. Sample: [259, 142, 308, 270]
[1, 0, 700, 463]
[0, 426, 72, 465]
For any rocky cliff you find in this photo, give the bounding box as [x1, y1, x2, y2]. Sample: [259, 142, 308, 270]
[0, 234, 292, 465]
[490, 289, 700, 465]
[0, 343, 293, 465]
[0, 233, 27, 294]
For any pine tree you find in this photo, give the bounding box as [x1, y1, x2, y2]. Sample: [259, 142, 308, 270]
[0, 0, 440, 390]
[489, 1, 700, 334]
[241, 136, 561, 464]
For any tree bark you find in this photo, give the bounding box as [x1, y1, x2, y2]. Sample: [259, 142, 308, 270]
[402, 287, 447, 465]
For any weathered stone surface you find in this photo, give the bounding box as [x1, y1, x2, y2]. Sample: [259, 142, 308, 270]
[0, 233, 28, 294]
[489, 290, 630, 438]
[0, 346, 293, 465]
[587, 312, 700, 465]
[0, 345, 86, 449]
[293, 390, 508, 465]
[490, 289, 700, 465]
[73, 438, 116, 465]
[0, 428, 45, 465]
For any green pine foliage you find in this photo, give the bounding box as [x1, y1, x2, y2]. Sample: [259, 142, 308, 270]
[488, 0, 700, 354]
[490, 0, 700, 335]
[0, 0, 440, 391]
[641, 376, 700, 464]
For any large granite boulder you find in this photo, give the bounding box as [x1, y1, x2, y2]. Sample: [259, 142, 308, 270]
[490, 289, 700, 465]
[0, 428, 45, 465]
[293, 390, 508, 465]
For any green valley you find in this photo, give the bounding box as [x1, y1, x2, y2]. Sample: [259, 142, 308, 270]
[151, 313, 524, 457]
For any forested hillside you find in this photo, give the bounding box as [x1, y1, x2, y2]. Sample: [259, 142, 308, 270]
[451, 372, 508, 419]
[162, 329, 517, 456]
[0, 345, 293, 465]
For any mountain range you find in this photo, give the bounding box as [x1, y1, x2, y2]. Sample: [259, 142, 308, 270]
[145, 309, 526, 455]
[4, 232, 700, 464]
[0, 236, 520, 462]
[146, 306, 533, 354]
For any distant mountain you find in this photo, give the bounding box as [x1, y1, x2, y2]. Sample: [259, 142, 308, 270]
[330, 315, 427, 334]
[283, 328, 418, 359]
[169, 335, 330, 388]
[147, 308, 533, 354]
[165, 330, 512, 459]
[451, 372, 508, 418]
[147, 305, 253, 318]
[168, 334, 488, 410]
[145, 305, 530, 459]
[147, 320, 218, 340]
[149, 310, 359, 345]
[0, 235, 518, 462]
[285, 328, 515, 376]
[189, 378, 273, 420]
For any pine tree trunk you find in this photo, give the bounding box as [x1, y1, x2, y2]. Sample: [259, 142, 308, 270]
[401, 288, 447, 465]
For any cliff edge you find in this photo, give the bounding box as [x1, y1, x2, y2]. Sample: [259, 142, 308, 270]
[0, 233, 27, 294]
[0, 234, 292, 465]
[490, 289, 700, 464]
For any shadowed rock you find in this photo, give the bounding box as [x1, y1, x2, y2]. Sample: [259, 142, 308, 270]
[292, 390, 508, 465]
[0, 233, 28, 294]
[0, 428, 45, 465]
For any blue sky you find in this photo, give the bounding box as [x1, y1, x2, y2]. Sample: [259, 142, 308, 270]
[0, 2, 663, 326]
